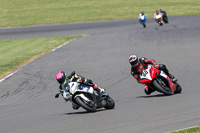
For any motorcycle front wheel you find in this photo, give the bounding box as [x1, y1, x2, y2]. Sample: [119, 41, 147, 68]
[174, 83, 182, 94]
[74, 96, 96, 112]
[104, 96, 115, 109]
[152, 79, 173, 95]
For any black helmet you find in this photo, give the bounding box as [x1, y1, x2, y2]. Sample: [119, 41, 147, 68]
[156, 10, 159, 14]
[129, 54, 139, 67]
[56, 71, 67, 84]
[160, 9, 163, 12]
[141, 12, 144, 15]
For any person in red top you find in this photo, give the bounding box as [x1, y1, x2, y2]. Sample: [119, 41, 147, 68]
[129, 54, 176, 95]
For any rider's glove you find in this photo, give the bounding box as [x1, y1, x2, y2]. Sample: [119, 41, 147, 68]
[140, 57, 145, 65]
[67, 71, 76, 80]
[153, 63, 159, 68]
[98, 87, 106, 93]
[71, 71, 75, 76]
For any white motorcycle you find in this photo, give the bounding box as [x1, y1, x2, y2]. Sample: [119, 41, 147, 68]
[139, 15, 146, 28]
[55, 79, 115, 112]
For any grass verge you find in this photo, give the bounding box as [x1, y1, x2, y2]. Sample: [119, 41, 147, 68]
[171, 125, 200, 133]
[0, 0, 199, 27]
[0, 35, 85, 79]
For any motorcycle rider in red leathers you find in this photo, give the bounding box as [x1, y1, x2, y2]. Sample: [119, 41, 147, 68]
[129, 54, 177, 95]
[55, 71, 105, 109]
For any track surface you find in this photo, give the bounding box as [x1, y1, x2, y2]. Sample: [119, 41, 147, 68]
[0, 16, 200, 133]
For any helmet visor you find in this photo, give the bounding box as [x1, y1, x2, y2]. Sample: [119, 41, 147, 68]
[58, 78, 65, 84]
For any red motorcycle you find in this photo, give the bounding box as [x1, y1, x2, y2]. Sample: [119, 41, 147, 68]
[140, 65, 182, 95]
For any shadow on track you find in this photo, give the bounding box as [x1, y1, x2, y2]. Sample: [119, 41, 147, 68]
[65, 108, 111, 115]
[136, 94, 170, 98]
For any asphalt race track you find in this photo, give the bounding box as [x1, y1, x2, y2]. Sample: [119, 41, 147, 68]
[0, 15, 200, 133]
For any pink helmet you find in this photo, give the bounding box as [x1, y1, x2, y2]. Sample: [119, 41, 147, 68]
[56, 71, 66, 84]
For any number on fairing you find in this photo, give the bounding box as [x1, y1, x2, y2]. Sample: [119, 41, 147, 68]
[142, 70, 148, 76]
[140, 66, 152, 80]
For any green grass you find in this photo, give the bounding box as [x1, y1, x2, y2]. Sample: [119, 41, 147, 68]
[171, 125, 200, 133]
[0, 0, 199, 27]
[0, 35, 84, 78]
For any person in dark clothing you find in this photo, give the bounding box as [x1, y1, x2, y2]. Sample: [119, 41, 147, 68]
[160, 9, 168, 23]
[129, 54, 176, 95]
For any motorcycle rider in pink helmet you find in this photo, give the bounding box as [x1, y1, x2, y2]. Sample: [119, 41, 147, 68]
[129, 54, 177, 95]
[55, 71, 105, 109]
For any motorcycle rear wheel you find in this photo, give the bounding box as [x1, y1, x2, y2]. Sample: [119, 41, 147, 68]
[152, 79, 173, 95]
[74, 96, 96, 112]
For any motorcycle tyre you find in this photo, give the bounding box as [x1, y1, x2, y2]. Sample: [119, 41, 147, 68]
[104, 96, 115, 109]
[74, 96, 96, 112]
[152, 79, 173, 95]
[175, 83, 182, 94]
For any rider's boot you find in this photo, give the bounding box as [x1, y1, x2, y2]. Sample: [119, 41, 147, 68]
[159, 64, 177, 82]
[94, 84, 106, 93]
[144, 85, 155, 95]
[168, 73, 178, 82]
[93, 85, 106, 108]
[97, 87, 106, 93]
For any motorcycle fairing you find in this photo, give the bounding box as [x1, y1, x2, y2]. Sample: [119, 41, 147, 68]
[79, 86, 94, 94]
[149, 67, 160, 79]
[68, 81, 99, 107]
[140, 65, 159, 84]
[68, 82, 78, 94]
[155, 14, 163, 24]
[140, 65, 152, 80]
[140, 16, 145, 20]
[155, 14, 162, 19]
[74, 93, 91, 102]
[69, 82, 94, 95]
[140, 16, 146, 21]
